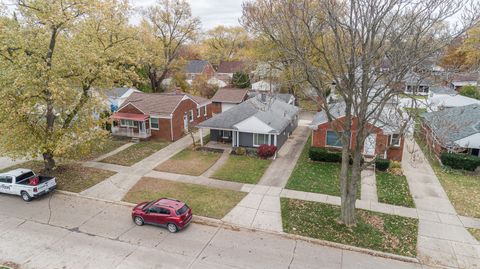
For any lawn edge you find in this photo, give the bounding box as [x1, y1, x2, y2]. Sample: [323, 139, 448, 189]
[56, 190, 420, 265]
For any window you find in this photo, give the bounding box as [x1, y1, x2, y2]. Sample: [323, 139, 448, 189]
[0, 176, 12, 184]
[189, 110, 194, 122]
[150, 117, 159, 130]
[253, 133, 269, 147]
[176, 205, 189, 215]
[197, 108, 201, 118]
[326, 130, 346, 147]
[120, 119, 138, 128]
[390, 134, 401, 147]
[203, 106, 207, 116]
[158, 207, 171, 215]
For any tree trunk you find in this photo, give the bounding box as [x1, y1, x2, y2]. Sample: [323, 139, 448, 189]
[42, 152, 56, 172]
[148, 66, 159, 93]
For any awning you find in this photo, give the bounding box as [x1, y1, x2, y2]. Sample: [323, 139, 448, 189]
[111, 112, 149, 121]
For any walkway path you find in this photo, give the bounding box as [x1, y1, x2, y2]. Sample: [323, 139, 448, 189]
[202, 148, 231, 178]
[81, 130, 206, 201]
[360, 167, 378, 202]
[403, 139, 480, 268]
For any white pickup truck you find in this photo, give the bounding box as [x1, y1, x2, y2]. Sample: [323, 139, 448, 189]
[0, 169, 57, 201]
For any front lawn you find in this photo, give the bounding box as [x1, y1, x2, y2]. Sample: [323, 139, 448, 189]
[101, 140, 170, 166]
[0, 161, 115, 193]
[468, 228, 480, 241]
[286, 137, 343, 196]
[416, 137, 480, 218]
[123, 177, 246, 219]
[211, 155, 271, 184]
[155, 149, 221, 176]
[81, 137, 129, 161]
[281, 198, 418, 257]
[376, 172, 415, 208]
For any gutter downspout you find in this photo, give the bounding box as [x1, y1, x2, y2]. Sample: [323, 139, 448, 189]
[170, 113, 174, 141]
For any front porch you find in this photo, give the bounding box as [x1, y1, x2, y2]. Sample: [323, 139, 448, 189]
[111, 112, 152, 139]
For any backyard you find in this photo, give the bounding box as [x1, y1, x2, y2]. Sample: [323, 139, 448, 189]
[281, 198, 418, 257]
[0, 160, 115, 193]
[212, 155, 271, 184]
[416, 137, 480, 218]
[101, 140, 170, 166]
[123, 177, 246, 219]
[155, 148, 221, 176]
[376, 172, 415, 208]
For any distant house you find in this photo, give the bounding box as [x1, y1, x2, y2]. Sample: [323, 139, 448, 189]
[403, 72, 432, 96]
[216, 61, 246, 81]
[421, 104, 480, 157]
[309, 102, 405, 161]
[211, 88, 249, 114]
[198, 94, 300, 149]
[450, 73, 479, 91]
[111, 91, 212, 141]
[429, 94, 480, 111]
[185, 60, 215, 81]
[251, 80, 280, 92]
[106, 87, 141, 112]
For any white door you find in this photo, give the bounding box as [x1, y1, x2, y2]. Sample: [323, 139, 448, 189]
[139, 121, 145, 134]
[184, 115, 189, 131]
[0, 175, 14, 194]
[363, 134, 377, 156]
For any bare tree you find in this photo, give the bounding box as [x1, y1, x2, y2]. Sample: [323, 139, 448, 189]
[242, 0, 479, 225]
[141, 0, 200, 92]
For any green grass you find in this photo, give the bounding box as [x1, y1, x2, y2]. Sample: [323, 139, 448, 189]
[468, 228, 480, 241]
[81, 137, 129, 161]
[101, 140, 170, 166]
[155, 149, 221, 176]
[0, 160, 115, 193]
[286, 137, 345, 196]
[399, 93, 428, 100]
[123, 177, 246, 219]
[416, 137, 480, 218]
[211, 155, 271, 184]
[376, 172, 415, 208]
[281, 198, 418, 257]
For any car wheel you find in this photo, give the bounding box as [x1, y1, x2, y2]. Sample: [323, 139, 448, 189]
[134, 216, 144, 226]
[21, 191, 31, 202]
[167, 223, 178, 233]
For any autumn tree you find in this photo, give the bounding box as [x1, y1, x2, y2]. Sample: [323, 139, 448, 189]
[140, 0, 200, 92]
[203, 26, 250, 65]
[0, 0, 137, 171]
[242, 0, 479, 225]
[189, 74, 217, 98]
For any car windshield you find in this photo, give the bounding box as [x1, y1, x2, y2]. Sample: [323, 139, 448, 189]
[176, 205, 189, 215]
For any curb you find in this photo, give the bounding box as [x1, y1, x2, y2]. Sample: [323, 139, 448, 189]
[55, 190, 420, 265]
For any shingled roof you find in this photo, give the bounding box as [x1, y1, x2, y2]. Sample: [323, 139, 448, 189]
[185, 60, 210, 74]
[217, 61, 245, 74]
[211, 88, 249, 104]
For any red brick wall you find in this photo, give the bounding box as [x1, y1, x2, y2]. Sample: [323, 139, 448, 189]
[212, 102, 222, 114]
[420, 120, 444, 156]
[203, 64, 215, 79]
[311, 117, 404, 161]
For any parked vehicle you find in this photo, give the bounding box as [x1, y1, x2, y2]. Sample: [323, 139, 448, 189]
[131, 198, 192, 233]
[0, 169, 57, 202]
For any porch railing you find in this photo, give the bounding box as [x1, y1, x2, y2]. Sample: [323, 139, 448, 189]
[111, 126, 151, 139]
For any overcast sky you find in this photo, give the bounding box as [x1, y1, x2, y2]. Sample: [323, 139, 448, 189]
[130, 0, 243, 29]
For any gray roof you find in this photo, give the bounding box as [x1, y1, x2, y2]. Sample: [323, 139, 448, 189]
[403, 71, 432, 86]
[422, 104, 480, 146]
[247, 92, 294, 104]
[198, 95, 299, 133]
[106, 87, 131, 98]
[310, 102, 346, 127]
[430, 86, 456, 95]
[185, 60, 210, 74]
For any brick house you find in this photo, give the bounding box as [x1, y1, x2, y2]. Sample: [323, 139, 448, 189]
[308, 102, 405, 161]
[215, 61, 246, 83]
[210, 88, 249, 114]
[185, 60, 215, 81]
[111, 91, 212, 141]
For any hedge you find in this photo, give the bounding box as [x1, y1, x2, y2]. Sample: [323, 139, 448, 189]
[309, 147, 342, 163]
[440, 152, 480, 171]
[375, 158, 390, 171]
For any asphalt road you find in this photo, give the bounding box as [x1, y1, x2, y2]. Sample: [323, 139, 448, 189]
[0, 192, 423, 269]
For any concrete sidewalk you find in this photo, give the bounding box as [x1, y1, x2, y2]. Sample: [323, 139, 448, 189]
[0, 157, 26, 170]
[403, 139, 480, 268]
[0, 193, 422, 269]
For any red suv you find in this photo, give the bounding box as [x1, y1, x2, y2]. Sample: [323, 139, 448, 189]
[131, 198, 192, 233]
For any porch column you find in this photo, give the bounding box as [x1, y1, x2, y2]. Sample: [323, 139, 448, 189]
[237, 131, 240, 147]
[274, 135, 277, 146]
[268, 134, 271, 145]
[200, 128, 204, 146]
[232, 131, 236, 147]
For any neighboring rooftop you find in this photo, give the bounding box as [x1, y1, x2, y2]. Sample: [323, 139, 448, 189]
[422, 104, 480, 146]
[451, 72, 479, 82]
[198, 94, 299, 134]
[430, 86, 456, 95]
[211, 88, 249, 104]
[217, 61, 245, 74]
[403, 71, 433, 85]
[430, 94, 480, 109]
[106, 87, 134, 98]
[185, 60, 210, 74]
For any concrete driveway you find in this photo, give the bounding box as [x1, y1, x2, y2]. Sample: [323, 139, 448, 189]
[0, 192, 421, 269]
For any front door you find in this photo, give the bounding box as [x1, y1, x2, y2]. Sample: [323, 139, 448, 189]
[184, 115, 189, 131]
[138, 121, 145, 135]
[363, 134, 377, 156]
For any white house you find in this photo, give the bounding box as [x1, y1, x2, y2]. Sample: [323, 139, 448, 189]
[105, 87, 141, 112]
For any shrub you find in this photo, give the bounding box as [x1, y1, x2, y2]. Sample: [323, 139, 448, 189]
[390, 161, 402, 169]
[440, 152, 480, 171]
[375, 158, 390, 171]
[257, 144, 277, 159]
[234, 147, 246, 156]
[309, 147, 342, 163]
